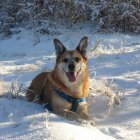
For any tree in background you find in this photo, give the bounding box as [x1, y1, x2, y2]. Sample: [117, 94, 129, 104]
[0, 0, 140, 37]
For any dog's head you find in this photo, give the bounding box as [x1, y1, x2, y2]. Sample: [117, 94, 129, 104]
[54, 37, 88, 84]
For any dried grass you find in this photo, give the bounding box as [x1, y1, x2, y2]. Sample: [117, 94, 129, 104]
[0, 75, 26, 99]
[89, 79, 123, 114]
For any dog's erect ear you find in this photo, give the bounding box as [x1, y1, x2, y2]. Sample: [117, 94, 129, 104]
[54, 39, 66, 56]
[76, 37, 88, 58]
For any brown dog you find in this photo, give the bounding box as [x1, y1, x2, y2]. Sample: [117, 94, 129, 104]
[26, 37, 89, 121]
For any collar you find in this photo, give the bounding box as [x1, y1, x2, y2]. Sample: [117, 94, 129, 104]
[53, 88, 86, 112]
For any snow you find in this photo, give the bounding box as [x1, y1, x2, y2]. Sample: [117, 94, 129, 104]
[0, 28, 140, 140]
[0, 98, 115, 140]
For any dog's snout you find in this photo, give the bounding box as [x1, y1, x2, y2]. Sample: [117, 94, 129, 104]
[68, 63, 75, 71]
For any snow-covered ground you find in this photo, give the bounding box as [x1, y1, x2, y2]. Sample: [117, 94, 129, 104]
[0, 28, 140, 140]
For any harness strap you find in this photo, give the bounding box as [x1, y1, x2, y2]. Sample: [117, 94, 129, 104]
[40, 77, 53, 111]
[40, 86, 45, 102]
[71, 98, 86, 112]
[53, 88, 86, 112]
[40, 76, 48, 102]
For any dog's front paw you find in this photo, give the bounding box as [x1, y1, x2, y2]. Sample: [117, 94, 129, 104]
[80, 120, 96, 127]
[64, 110, 80, 121]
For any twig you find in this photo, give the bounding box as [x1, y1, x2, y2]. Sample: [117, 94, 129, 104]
[91, 40, 101, 51]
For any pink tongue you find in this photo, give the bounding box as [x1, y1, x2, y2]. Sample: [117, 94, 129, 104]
[67, 72, 76, 82]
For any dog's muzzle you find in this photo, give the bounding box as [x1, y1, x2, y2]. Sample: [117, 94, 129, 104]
[65, 63, 81, 82]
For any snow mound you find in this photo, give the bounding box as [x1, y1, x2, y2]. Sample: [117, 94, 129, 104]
[0, 98, 115, 140]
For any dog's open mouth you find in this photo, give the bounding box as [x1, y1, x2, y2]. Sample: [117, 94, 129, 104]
[66, 72, 77, 82]
[66, 69, 81, 82]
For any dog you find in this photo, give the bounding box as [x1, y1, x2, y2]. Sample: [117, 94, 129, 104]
[26, 37, 90, 121]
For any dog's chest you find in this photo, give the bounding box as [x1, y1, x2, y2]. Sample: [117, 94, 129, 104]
[52, 91, 72, 110]
[65, 81, 82, 93]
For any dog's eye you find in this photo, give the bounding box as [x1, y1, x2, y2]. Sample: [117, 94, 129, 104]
[75, 57, 80, 62]
[63, 58, 68, 63]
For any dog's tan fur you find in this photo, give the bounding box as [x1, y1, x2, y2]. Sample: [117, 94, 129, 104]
[26, 37, 89, 121]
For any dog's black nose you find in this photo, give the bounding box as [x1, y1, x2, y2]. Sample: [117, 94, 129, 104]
[68, 63, 75, 71]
